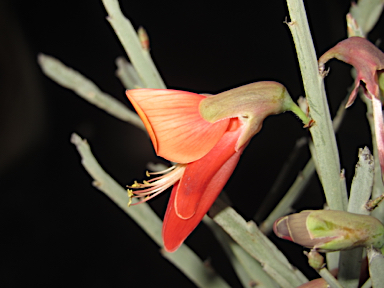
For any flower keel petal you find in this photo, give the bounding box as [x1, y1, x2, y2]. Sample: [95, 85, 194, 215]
[162, 123, 244, 252]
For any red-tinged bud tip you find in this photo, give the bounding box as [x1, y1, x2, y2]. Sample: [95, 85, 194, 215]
[273, 216, 293, 241]
[138, 27, 150, 51]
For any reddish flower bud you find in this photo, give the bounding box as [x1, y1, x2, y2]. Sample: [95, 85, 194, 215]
[319, 37, 384, 105]
[319, 36, 384, 176]
[274, 210, 384, 252]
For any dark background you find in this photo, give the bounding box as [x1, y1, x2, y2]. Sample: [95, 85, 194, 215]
[1, 0, 381, 287]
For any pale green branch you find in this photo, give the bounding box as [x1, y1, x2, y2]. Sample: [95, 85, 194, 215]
[350, 0, 384, 36]
[260, 95, 349, 234]
[367, 246, 384, 288]
[286, 0, 348, 211]
[260, 158, 315, 234]
[254, 137, 308, 223]
[318, 267, 344, 288]
[101, 0, 166, 89]
[202, 216, 279, 288]
[347, 147, 374, 215]
[115, 56, 144, 89]
[338, 248, 364, 288]
[38, 54, 145, 130]
[361, 278, 372, 288]
[70, 133, 230, 288]
[209, 198, 307, 288]
[338, 147, 374, 288]
[363, 95, 384, 223]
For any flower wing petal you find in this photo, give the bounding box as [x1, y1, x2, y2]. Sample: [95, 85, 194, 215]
[162, 124, 244, 252]
[126, 89, 230, 163]
[173, 122, 240, 219]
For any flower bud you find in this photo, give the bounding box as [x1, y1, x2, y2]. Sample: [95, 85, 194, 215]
[346, 13, 363, 37]
[318, 36, 384, 106]
[138, 27, 150, 51]
[305, 250, 324, 270]
[318, 36, 384, 178]
[273, 210, 384, 252]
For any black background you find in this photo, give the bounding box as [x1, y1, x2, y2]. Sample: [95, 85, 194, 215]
[1, 0, 381, 287]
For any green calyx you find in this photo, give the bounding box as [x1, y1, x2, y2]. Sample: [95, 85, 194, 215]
[199, 81, 308, 123]
[199, 81, 310, 150]
[306, 210, 384, 251]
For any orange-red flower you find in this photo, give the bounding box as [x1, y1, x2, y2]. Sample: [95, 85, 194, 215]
[126, 82, 303, 252]
[319, 36, 384, 175]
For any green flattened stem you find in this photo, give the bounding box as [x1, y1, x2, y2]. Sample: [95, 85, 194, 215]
[274, 210, 384, 252]
[71, 134, 231, 288]
[368, 246, 384, 288]
[199, 81, 310, 150]
[349, 0, 384, 37]
[286, 0, 347, 213]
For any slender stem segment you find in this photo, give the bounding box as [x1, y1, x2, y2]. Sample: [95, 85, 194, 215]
[102, 0, 166, 89]
[286, 0, 348, 211]
[71, 133, 230, 288]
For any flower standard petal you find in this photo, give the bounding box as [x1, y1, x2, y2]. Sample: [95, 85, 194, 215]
[126, 89, 229, 163]
[162, 122, 244, 252]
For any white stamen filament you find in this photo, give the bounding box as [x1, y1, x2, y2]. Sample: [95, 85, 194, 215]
[127, 164, 186, 206]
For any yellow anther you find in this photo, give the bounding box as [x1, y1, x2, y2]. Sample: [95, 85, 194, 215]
[126, 164, 185, 205]
[127, 189, 134, 197]
[131, 180, 141, 188]
[127, 189, 134, 207]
